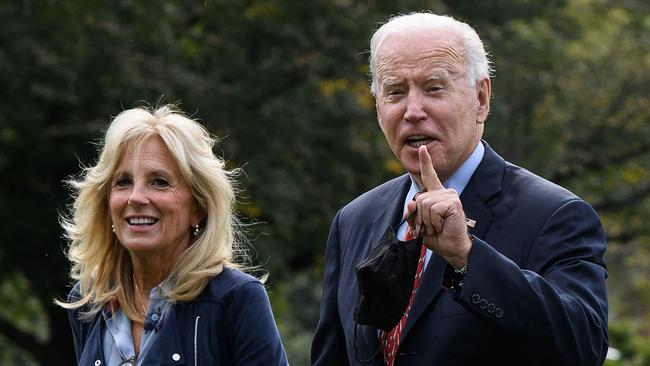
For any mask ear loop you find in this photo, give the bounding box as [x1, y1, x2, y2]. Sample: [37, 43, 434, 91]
[396, 196, 421, 237]
[354, 323, 383, 363]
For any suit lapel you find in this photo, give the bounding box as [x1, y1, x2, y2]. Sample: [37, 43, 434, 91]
[369, 175, 412, 239]
[357, 174, 412, 362]
[460, 184, 494, 239]
[399, 141, 504, 341]
[400, 251, 446, 339]
[461, 141, 504, 240]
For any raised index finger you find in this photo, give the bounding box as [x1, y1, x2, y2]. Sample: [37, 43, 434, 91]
[419, 145, 444, 191]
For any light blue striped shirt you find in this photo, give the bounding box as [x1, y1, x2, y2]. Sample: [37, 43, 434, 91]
[102, 284, 171, 365]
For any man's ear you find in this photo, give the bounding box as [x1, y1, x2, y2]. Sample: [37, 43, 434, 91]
[375, 101, 382, 124]
[476, 78, 491, 124]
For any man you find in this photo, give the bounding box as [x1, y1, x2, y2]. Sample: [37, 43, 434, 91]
[312, 12, 608, 366]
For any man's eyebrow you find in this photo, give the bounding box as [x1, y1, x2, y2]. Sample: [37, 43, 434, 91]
[381, 77, 402, 88]
[425, 72, 449, 82]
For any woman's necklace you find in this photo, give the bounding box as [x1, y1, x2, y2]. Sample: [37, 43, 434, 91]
[133, 279, 148, 318]
[118, 356, 137, 366]
[132, 278, 148, 360]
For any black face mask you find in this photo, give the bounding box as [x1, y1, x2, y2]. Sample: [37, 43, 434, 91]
[353, 223, 423, 331]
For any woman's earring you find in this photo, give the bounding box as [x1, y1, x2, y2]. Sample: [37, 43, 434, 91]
[193, 224, 200, 236]
[111, 224, 116, 233]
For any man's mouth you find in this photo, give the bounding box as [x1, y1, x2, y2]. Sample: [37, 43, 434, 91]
[126, 217, 158, 225]
[406, 135, 433, 148]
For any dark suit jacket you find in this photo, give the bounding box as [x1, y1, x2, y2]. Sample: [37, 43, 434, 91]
[68, 268, 288, 366]
[312, 142, 608, 366]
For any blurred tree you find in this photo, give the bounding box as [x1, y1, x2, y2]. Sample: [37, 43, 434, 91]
[0, 0, 648, 364]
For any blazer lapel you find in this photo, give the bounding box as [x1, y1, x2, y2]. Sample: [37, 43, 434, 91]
[460, 184, 493, 239]
[400, 252, 446, 339]
[399, 141, 504, 341]
[461, 141, 504, 240]
[369, 174, 413, 240]
[357, 174, 412, 363]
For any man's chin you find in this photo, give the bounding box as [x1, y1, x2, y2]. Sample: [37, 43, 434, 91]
[402, 163, 422, 180]
[401, 156, 446, 182]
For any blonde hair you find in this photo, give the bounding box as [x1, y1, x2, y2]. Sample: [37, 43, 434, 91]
[57, 105, 242, 321]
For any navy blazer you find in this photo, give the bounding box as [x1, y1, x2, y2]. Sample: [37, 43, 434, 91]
[68, 267, 288, 366]
[312, 142, 608, 366]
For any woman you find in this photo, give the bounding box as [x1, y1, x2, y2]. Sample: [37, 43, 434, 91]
[58, 105, 288, 365]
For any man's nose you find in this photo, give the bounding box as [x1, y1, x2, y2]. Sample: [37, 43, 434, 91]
[127, 182, 149, 207]
[403, 91, 427, 122]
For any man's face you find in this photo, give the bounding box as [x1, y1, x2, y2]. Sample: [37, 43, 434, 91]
[374, 28, 490, 184]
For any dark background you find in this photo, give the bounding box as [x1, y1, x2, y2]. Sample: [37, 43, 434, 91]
[1, 0, 649, 364]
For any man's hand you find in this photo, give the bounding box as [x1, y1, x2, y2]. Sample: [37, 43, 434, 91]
[405, 146, 472, 269]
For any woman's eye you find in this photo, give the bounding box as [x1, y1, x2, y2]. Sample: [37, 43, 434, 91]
[152, 178, 169, 187]
[115, 178, 132, 187]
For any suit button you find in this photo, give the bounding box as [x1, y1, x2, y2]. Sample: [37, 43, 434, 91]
[472, 294, 481, 304]
[94, 361, 101, 366]
[487, 303, 496, 313]
[495, 308, 504, 318]
[479, 299, 488, 309]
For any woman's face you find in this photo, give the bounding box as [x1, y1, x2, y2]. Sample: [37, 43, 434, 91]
[109, 135, 204, 258]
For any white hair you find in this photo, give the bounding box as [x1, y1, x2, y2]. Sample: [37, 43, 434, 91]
[369, 12, 494, 95]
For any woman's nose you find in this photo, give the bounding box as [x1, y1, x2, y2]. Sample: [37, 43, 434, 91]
[127, 182, 149, 207]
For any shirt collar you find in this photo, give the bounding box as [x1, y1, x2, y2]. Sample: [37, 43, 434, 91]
[406, 141, 485, 200]
[104, 280, 171, 315]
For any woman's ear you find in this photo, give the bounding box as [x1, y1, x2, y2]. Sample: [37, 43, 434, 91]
[191, 201, 207, 227]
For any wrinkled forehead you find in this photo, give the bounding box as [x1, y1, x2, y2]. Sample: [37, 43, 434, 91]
[375, 28, 466, 77]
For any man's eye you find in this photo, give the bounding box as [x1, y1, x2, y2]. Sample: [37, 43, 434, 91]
[152, 178, 169, 187]
[386, 89, 405, 99]
[115, 178, 132, 187]
[428, 85, 443, 92]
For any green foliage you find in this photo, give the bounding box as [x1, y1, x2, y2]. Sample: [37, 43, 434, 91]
[0, 274, 48, 342]
[0, 0, 649, 364]
[0, 274, 44, 365]
[606, 320, 650, 365]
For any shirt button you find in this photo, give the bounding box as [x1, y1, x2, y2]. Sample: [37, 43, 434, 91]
[94, 361, 102, 366]
[151, 313, 160, 321]
[172, 353, 181, 361]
